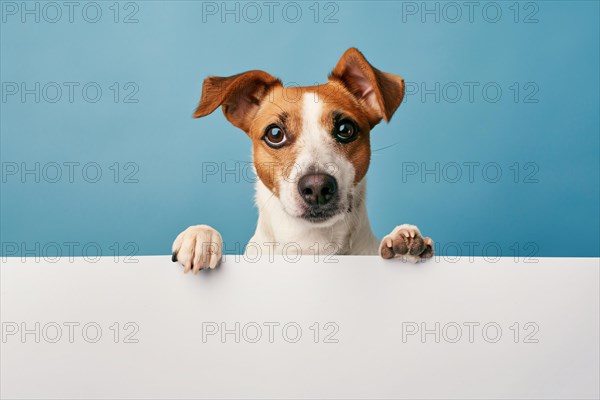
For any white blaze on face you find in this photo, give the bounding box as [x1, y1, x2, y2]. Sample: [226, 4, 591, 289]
[277, 92, 356, 224]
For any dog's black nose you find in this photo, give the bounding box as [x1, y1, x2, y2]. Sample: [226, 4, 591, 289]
[298, 174, 338, 206]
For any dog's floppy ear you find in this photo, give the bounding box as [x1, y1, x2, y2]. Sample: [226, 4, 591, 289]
[194, 70, 282, 131]
[329, 48, 404, 125]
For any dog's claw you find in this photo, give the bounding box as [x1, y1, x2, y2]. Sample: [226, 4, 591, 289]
[379, 224, 434, 262]
[171, 252, 178, 262]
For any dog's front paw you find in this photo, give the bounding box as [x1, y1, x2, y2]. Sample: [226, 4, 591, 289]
[172, 225, 223, 273]
[380, 224, 434, 262]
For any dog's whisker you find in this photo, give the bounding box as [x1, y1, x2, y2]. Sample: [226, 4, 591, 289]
[257, 191, 276, 216]
[372, 142, 401, 153]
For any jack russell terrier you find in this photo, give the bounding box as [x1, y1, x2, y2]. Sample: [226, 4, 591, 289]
[172, 48, 434, 272]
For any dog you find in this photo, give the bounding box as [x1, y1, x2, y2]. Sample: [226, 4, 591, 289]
[172, 48, 434, 272]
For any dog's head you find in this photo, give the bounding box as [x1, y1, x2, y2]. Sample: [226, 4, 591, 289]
[194, 48, 404, 226]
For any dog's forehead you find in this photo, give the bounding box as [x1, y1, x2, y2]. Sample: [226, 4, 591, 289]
[260, 85, 320, 119]
[253, 82, 366, 133]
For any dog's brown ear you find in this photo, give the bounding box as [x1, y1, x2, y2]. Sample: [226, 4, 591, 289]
[329, 48, 404, 125]
[194, 70, 282, 131]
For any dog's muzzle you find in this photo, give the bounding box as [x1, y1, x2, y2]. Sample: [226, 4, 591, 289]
[297, 173, 341, 222]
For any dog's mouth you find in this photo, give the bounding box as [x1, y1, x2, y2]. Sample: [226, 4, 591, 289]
[301, 207, 341, 223]
[299, 196, 351, 224]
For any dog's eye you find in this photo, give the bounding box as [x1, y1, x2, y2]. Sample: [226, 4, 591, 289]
[334, 119, 358, 143]
[263, 125, 287, 148]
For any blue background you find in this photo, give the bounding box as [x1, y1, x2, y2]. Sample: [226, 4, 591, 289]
[1, 0, 599, 257]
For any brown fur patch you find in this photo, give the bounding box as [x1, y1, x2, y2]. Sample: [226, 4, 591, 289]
[316, 81, 372, 184]
[249, 86, 305, 195]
